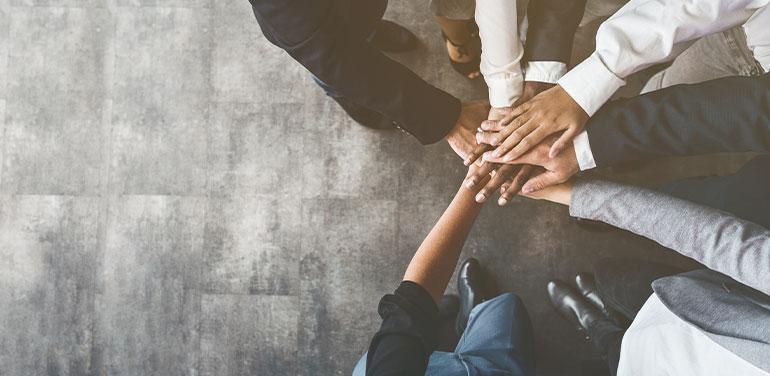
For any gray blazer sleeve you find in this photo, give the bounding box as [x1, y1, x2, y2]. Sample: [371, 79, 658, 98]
[588, 73, 770, 168]
[570, 179, 770, 295]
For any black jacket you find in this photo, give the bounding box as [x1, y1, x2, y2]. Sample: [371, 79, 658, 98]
[587, 73, 770, 167]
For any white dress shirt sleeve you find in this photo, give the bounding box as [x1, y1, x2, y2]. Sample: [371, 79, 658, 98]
[572, 130, 596, 170]
[558, 0, 770, 116]
[476, 0, 525, 108]
[744, 6, 770, 73]
[524, 61, 568, 84]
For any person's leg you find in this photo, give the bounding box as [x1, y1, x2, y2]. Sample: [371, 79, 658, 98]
[593, 258, 684, 321]
[430, 0, 481, 78]
[641, 26, 766, 93]
[569, 0, 629, 66]
[661, 155, 770, 229]
[448, 293, 535, 375]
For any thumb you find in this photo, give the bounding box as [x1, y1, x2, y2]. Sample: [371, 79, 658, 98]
[522, 170, 565, 194]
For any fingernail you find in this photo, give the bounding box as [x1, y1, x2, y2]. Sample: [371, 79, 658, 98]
[477, 127, 483, 132]
[490, 137, 498, 145]
[498, 197, 508, 205]
[475, 193, 486, 202]
[466, 178, 476, 188]
[522, 187, 533, 194]
[493, 149, 502, 157]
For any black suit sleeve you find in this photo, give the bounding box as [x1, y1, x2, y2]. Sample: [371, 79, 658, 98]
[588, 73, 770, 168]
[524, 0, 587, 64]
[366, 281, 439, 376]
[250, 0, 461, 145]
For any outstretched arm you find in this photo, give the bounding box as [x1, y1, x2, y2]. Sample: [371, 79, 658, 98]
[404, 171, 489, 305]
[525, 179, 770, 296]
[365, 172, 490, 375]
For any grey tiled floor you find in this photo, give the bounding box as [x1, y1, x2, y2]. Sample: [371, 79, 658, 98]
[0, 0, 755, 375]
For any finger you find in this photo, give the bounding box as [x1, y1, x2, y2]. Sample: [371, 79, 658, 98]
[503, 126, 551, 162]
[497, 101, 533, 127]
[464, 143, 492, 166]
[521, 169, 568, 194]
[464, 160, 497, 189]
[494, 107, 513, 117]
[481, 113, 528, 143]
[475, 131, 502, 146]
[476, 164, 519, 203]
[549, 127, 579, 158]
[498, 165, 534, 206]
[487, 118, 538, 160]
[480, 119, 506, 132]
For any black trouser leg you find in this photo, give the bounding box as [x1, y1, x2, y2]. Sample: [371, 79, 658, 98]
[594, 259, 684, 321]
[661, 155, 770, 229]
[593, 258, 684, 375]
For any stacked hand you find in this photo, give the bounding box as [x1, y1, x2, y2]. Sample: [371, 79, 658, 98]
[450, 82, 586, 204]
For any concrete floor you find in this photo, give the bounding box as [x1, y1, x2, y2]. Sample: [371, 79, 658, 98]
[0, 0, 756, 375]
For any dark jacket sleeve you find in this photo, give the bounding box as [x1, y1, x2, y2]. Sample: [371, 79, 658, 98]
[250, 0, 461, 145]
[524, 0, 587, 63]
[588, 73, 770, 168]
[366, 281, 439, 376]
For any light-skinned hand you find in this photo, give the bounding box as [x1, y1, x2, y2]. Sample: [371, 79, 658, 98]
[464, 81, 556, 166]
[479, 84, 588, 162]
[447, 100, 491, 162]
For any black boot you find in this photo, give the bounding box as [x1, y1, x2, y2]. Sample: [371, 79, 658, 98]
[371, 20, 418, 52]
[456, 258, 486, 336]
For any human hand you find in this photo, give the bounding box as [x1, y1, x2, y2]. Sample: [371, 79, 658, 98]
[464, 162, 534, 204]
[482, 133, 580, 194]
[479, 84, 588, 162]
[463, 106, 534, 205]
[520, 178, 575, 206]
[447, 100, 491, 162]
[464, 81, 556, 166]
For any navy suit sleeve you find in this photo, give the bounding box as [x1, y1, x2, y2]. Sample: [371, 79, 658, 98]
[524, 0, 587, 64]
[250, 0, 461, 145]
[588, 73, 770, 168]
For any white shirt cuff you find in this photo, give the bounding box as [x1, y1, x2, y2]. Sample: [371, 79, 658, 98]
[485, 72, 524, 108]
[557, 53, 626, 116]
[572, 130, 596, 171]
[524, 61, 568, 84]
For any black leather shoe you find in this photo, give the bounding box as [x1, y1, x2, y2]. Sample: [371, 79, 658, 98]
[547, 280, 606, 334]
[456, 258, 486, 335]
[575, 273, 615, 319]
[371, 20, 418, 52]
[330, 96, 396, 130]
[573, 217, 615, 232]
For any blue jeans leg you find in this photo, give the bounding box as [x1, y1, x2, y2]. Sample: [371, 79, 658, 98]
[351, 293, 535, 376]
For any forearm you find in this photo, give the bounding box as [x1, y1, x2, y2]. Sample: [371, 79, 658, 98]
[570, 179, 770, 295]
[558, 0, 767, 116]
[476, 0, 524, 107]
[404, 184, 485, 305]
